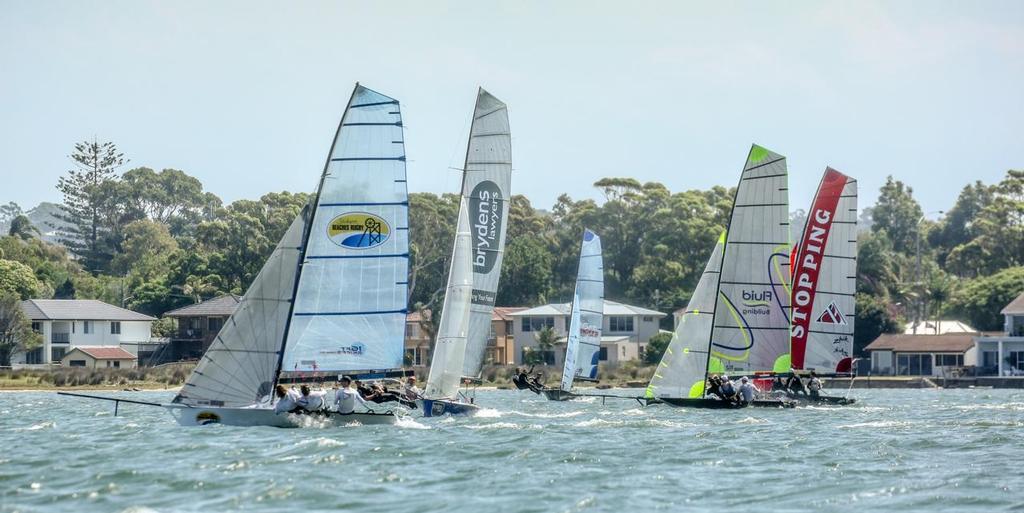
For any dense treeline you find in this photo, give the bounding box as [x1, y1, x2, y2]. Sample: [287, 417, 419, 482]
[1, 139, 1022, 364]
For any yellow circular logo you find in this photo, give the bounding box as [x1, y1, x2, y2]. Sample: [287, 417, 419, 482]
[327, 212, 391, 249]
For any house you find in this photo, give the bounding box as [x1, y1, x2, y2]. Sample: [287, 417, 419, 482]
[163, 295, 240, 361]
[13, 299, 156, 366]
[403, 306, 525, 368]
[973, 292, 1024, 376]
[60, 346, 138, 369]
[864, 333, 978, 376]
[510, 300, 665, 366]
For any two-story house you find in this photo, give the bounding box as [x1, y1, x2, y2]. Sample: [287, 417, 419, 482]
[973, 292, 1024, 376]
[403, 307, 525, 368]
[510, 300, 665, 367]
[13, 299, 155, 366]
[163, 295, 241, 361]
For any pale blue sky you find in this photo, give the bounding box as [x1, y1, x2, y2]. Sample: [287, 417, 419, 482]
[1, 1, 1022, 216]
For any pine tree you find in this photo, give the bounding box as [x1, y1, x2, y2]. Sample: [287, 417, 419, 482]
[54, 140, 127, 273]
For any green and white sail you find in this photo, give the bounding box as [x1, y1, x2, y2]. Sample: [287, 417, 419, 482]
[559, 229, 604, 392]
[424, 198, 475, 399]
[645, 233, 725, 399]
[459, 89, 512, 379]
[710, 145, 792, 374]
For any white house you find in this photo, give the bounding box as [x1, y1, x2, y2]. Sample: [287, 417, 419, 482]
[13, 299, 156, 366]
[510, 300, 665, 366]
[973, 292, 1024, 376]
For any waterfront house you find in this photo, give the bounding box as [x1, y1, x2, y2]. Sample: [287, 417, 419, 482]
[12, 299, 156, 366]
[404, 310, 432, 367]
[973, 292, 1024, 376]
[162, 295, 240, 361]
[403, 307, 525, 368]
[864, 333, 978, 376]
[60, 346, 138, 369]
[510, 300, 665, 366]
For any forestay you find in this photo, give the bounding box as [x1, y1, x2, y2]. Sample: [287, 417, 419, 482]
[560, 229, 604, 392]
[282, 85, 409, 374]
[645, 233, 725, 399]
[711, 145, 792, 374]
[173, 214, 305, 407]
[460, 89, 512, 378]
[425, 198, 475, 399]
[790, 168, 857, 372]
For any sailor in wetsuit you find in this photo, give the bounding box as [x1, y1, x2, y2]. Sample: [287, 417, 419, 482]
[527, 371, 545, 394]
[785, 370, 807, 396]
[719, 375, 739, 403]
[512, 366, 534, 390]
[706, 374, 725, 400]
[807, 372, 823, 398]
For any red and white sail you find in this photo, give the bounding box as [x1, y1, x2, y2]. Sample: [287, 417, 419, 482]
[790, 168, 857, 372]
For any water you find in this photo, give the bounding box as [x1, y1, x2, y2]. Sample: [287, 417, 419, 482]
[1, 389, 1023, 513]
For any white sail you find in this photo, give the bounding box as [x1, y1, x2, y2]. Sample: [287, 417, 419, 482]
[711, 145, 792, 374]
[645, 233, 725, 399]
[173, 214, 305, 407]
[791, 168, 857, 372]
[425, 198, 475, 399]
[560, 229, 604, 392]
[282, 85, 409, 374]
[460, 88, 512, 378]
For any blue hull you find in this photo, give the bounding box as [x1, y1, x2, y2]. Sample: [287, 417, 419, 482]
[422, 399, 481, 417]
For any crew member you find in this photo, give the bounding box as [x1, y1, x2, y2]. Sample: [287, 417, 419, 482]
[334, 376, 369, 414]
[273, 384, 302, 414]
[807, 372, 823, 398]
[297, 384, 326, 412]
[720, 375, 738, 402]
[738, 376, 757, 404]
[403, 376, 422, 400]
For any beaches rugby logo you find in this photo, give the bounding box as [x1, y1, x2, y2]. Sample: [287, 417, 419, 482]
[327, 212, 390, 249]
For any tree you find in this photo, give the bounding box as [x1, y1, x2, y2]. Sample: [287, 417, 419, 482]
[0, 293, 41, 366]
[951, 266, 1024, 331]
[497, 236, 553, 306]
[112, 219, 179, 278]
[0, 202, 23, 226]
[854, 293, 902, 356]
[525, 325, 557, 365]
[871, 176, 924, 254]
[930, 181, 993, 266]
[953, 170, 1024, 275]
[54, 139, 127, 273]
[0, 259, 45, 299]
[7, 215, 40, 240]
[643, 331, 673, 364]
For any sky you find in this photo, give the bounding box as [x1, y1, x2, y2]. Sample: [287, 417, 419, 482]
[1, 1, 1022, 217]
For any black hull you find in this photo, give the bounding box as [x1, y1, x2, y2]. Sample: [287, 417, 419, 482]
[785, 393, 856, 405]
[541, 389, 577, 401]
[655, 397, 796, 409]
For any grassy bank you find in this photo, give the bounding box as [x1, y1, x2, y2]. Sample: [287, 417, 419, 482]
[0, 363, 194, 391]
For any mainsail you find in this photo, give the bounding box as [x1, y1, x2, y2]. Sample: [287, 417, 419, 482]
[790, 168, 857, 372]
[645, 233, 725, 399]
[559, 229, 604, 392]
[282, 85, 409, 375]
[710, 145, 792, 374]
[175, 84, 409, 408]
[424, 198, 474, 399]
[459, 89, 512, 378]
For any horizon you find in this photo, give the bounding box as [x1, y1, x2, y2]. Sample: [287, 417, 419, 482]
[2, 1, 1022, 217]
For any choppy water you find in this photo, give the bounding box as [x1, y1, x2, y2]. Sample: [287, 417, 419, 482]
[1, 389, 1023, 513]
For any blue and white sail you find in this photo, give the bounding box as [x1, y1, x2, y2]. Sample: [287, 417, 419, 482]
[281, 85, 409, 375]
[460, 89, 512, 378]
[560, 229, 604, 392]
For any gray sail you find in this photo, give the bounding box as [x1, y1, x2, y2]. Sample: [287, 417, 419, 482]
[173, 214, 305, 407]
[459, 89, 512, 378]
[645, 233, 725, 399]
[560, 229, 603, 391]
[711, 145, 792, 374]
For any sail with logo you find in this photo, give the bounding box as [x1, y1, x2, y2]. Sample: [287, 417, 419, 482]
[166, 83, 408, 426]
[459, 88, 512, 380]
[545, 229, 603, 401]
[710, 144, 792, 375]
[790, 168, 857, 373]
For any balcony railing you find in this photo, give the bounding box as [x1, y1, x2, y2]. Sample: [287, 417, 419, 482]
[51, 333, 70, 344]
[175, 329, 205, 340]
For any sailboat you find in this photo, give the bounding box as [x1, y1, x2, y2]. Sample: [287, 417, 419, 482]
[785, 167, 858, 405]
[165, 84, 410, 426]
[421, 88, 512, 417]
[644, 145, 794, 408]
[543, 229, 604, 401]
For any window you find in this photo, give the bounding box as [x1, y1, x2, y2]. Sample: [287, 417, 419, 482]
[51, 347, 66, 362]
[1009, 351, 1024, 371]
[25, 348, 44, 364]
[897, 354, 932, 376]
[110, 321, 121, 335]
[69, 360, 86, 367]
[113, 361, 121, 368]
[505, 321, 513, 334]
[208, 317, 224, 333]
[489, 323, 497, 340]
[608, 316, 634, 333]
[643, 316, 654, 322]
[522, 317, 554, 332]
[83, 321, 92, 334]
[936, 354, 964, 367]
[405, 324, 414, 338]
[599, 347, 608, 361]
[31, 322, 41, 333]
[522, 348, 555, 365]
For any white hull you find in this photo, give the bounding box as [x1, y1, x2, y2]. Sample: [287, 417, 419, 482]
[164, 404, 397, 427]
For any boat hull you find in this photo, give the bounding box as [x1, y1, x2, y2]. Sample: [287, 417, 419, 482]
[421, 398, 481, 417]
[654, 397, 796, 409]
[164, 405, 397, 427]
[784, 393, 856, 406]
[541, 388, 578, 401]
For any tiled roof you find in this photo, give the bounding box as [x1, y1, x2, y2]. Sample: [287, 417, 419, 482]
[1002, 292, 1024, 315]
[511, 300, 665, 318]
[492, 307, 526, 321]
[863, 333, 977, 353]
[70, 346, 137, 360]
[163, 295, 241, 318]
[20, 300, 155, 322]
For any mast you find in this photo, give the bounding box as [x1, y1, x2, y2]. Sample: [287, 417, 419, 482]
[270, 84, 361, 390]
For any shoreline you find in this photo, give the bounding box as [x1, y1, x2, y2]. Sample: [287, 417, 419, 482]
[0, 385, 181, 393]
